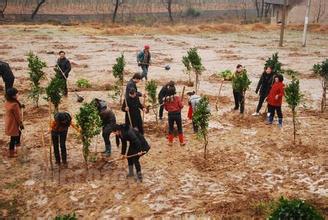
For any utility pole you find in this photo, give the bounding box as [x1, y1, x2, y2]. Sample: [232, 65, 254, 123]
[279, 0, 287, 47]
[302, 0, 312, 47]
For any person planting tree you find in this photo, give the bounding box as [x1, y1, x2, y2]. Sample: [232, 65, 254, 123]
[137, 45, 151, 81]
[122, 88, 147, 135]
[0, 61, 15, 94]
[231, 64, 251, 114]
[164, 84, 186, 146]
[266, 74, 285, 127]
[187, 91, 202, 133]
[252, 66, 275, 116]
[112, 123, 150, 182]
[125, 73, 143, 98]
[93, 98, 119, 157]
[50, 112, 79, 168]
[158, 81, 175, 121]
[4, 88, 24, 158]
[56, 51, 71, 96]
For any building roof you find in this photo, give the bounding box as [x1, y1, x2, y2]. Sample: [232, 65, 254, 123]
[264, 0, 289, 5]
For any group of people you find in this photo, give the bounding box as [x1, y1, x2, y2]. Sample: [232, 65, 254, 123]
[1, 45, 285, 182]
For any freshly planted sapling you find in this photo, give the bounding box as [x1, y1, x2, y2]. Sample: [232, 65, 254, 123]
[145, 80, 158, 122]
[182, 55, 193, 86]
[112, 54, 125, 104]
[219, 69, 233, 81]
[193, 96, 211, 159]
[45, 75, 66, 112]
[76, 101, 102, 164]
[313, 59, 328, 112]
[265, 52, 282, 74]
[76, 78, 91, 89]
[27, 52, 47, 107]
[186, 48, 204, 93]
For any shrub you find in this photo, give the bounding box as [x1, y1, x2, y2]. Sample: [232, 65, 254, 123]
[76, 78, 91, 89]
[76, 102, 102, 163]
[54, 213, 77, 220]
[27, 52, 47, 107]
[268, 197, 324, 220]
[185, 7, 201, 17]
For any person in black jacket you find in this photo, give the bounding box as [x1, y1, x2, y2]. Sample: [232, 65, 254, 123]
[252, 66, 274, 116]
[158, 81, 174, 120]
[93, 98, 120, 157]
[112, 124, 149, 182]
[122, 88, 146, 135]
[56, 51, 71, 96]
[0, 61, 15, 93]
[125, 73, 142, 98]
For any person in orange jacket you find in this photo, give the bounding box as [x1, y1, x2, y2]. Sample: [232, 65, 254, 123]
[50, 112, 79, 167]
[266, 74, 284, 127]
[164, 85, 186, 146]
[4, 88, 24, 158]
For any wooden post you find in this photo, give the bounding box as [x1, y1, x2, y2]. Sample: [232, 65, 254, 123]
[279, 0, 287, 47]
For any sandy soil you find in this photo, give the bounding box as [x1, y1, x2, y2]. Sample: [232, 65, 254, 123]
[0, 24, 327, 218]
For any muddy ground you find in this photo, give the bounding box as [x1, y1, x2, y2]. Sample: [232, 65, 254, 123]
[0, 24, 327, 218]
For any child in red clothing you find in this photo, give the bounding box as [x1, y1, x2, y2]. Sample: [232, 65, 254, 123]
[164, 85, 186, 146]
[266, 74, 284, 127]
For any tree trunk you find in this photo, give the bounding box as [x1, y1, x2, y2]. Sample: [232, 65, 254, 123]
[254, 0, 260, 17]
[195, 73, 199, 94]
[204, 134, 208, 159]
[279, 0, 287, 47]
[0, 0, 8, 18]
[167, 0, 174, 23]
[292, 109, 296, 144]
[321, 79, 327, 112]
[261, 0, 264, 18]
[112, 0, 120, 23]
[31, 0, 46, 20]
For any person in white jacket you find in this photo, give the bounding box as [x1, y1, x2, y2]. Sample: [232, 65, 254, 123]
[187, 91, 202, 133]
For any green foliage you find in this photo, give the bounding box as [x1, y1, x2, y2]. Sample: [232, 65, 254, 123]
[54, 213, 77, 220]
[283, 68, 299, 78]
[219, 69, 233, 81]
[108, 84, 121, 101]
[313, 59, 328, 80]
[268, 197, 324, 220]
[193, 97, 211, 158]
[187, 48, 203, 73]
[76, 78, 91, 88]
[27, 52, 47, 107]
[145, 80, 157, 104]
[112, 54, 125, 82]
[232, 69, 251, 92]
[265, 53, 282, 74]
[182, 56, 191, 71]
[285, 76, 302, 111]
[185, 7, 201, 17]
[45, 75, 66, 111]
[75, 101, 102, 162]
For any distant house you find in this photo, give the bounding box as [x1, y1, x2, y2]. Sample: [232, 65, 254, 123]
[264, 0, 291, 23]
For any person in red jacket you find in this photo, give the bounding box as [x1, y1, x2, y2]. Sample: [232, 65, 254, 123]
[164, 85, 186, 146]
[266, 74, 284, 127]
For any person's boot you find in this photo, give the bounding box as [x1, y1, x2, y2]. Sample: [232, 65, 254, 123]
[104, 145, 111, 157]
[136, 171, 143, 183]
[266, 113, 273, 125]
[278, 118, 283, 128]
[178, 134, 186, 146]
[168, 134, 174, 146]
[126, 165, 134, 178]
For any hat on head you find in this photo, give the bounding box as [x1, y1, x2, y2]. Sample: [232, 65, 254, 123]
[144, 45, 150, 50]
[6, 88, 18, 97]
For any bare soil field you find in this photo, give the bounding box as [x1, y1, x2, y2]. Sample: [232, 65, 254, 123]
[0, 24, 327, 218]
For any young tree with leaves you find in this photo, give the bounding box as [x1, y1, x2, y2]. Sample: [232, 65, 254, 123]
[186, 48, 204, 93]
[313, 59, 328, 112]
[27, 52, 47, 107]
[76, 101, 102, 164]
[182, 55, 193, 86]
[193, 96, 211, 159]
[112, 54, 125, 104]
[45, 75, 66, 112]
[265, 53, 282, 75]
[145, 80, 158, 122]
[232, 65, 251, 114]
[285, 76, 302, 144]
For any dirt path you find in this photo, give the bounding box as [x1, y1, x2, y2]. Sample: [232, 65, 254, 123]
[0, 24, 327, 218]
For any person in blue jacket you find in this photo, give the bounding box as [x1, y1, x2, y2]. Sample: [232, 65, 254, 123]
[137, 45, 151, 81]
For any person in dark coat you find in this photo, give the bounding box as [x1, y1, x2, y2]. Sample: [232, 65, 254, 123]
[56, 51, 71, 96]
[93, 98, 119, 157]
[252, 66, 274, 116]
[137, 45, 151, 80]
[158, 81, 175, 120]
[112, 124, 149, 182]
[0, 61, 15, 93]
[125, 73, 142, 98]
[122, 88, 146, 135]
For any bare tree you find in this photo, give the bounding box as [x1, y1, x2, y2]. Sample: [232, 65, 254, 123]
[162, 0, 174, 23]
[112, 0, 123, 23]
[31, 0, 46, 20]
[313, 0, 326, 23]
[0, 0, 8, 19]
[253, 0, 260, 17]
